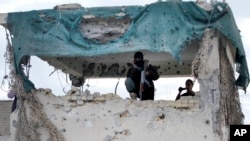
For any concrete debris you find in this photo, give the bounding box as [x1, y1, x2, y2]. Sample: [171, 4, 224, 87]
[53, 3, 82, 10]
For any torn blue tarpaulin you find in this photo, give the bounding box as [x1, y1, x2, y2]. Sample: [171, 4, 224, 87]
[6, 1, 249, 91]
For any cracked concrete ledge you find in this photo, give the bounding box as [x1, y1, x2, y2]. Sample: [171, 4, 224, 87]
[36, 88, 201, 110]
[6, 88, 220, 141]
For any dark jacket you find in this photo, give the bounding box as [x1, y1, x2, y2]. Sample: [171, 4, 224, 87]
[127, 63, 159, 100]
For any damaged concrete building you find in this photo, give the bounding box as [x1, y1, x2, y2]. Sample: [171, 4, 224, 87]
[0, 0, 249, 141]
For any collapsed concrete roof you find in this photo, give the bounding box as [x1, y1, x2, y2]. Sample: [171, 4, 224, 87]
[0, 1, 249, 91]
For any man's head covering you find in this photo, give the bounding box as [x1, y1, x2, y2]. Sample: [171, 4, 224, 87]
[133, 51, 144, 68]
[134, 51, 143, 60]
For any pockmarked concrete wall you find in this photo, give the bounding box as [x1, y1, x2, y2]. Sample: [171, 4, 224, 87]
[0, 100, 12, 136]
[7, 89, 222, 141]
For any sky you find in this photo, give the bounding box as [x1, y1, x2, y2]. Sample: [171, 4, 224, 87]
[0, 0, 249, 123]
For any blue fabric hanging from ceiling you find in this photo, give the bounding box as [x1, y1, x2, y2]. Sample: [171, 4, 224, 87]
[6, 1, 249, 91]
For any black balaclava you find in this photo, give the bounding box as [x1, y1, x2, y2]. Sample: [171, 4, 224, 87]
[134, 51, 144, 68]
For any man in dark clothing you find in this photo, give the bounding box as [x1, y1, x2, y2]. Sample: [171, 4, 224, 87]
[125, 51, 159, 100]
